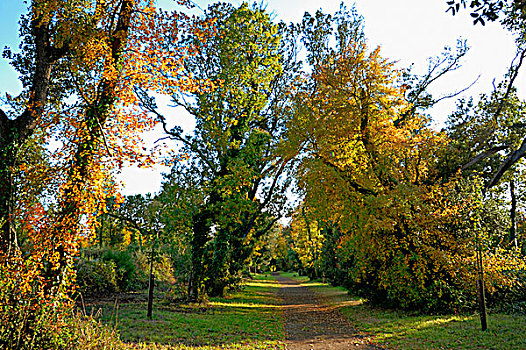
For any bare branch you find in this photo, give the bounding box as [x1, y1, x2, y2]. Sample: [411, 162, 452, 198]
[154, 136, 173, 144]
[485, 137, 526, 191]
[461, 145, 509, 170]
[136, 90, 218, 173]
[434, 75, 480, 104]
[259, 158, 289, 210]
[492, 46, 526, 121]
[105, 212, 147, 235]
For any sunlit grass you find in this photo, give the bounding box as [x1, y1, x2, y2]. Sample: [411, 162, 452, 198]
[286, 272, 526, 350]
[84, 274, 285, 349]
[125, 341, 285, 349]
[210, 301, 280, 308]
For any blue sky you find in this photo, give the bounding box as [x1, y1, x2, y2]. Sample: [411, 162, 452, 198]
[1, 0, 524, 195]
[0, 1, 26, 96]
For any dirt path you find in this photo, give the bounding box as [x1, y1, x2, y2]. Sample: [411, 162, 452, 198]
[275, 275, 383, 350]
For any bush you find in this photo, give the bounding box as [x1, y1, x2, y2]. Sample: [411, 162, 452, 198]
[0, 255, 76, 350]
[0, 304, 126, 350]
[490, 268, 526, 314]
[68, 311, 125, 350]
[102, 250, 136, 291]
[76, 260, 118, 297]
[0, 298, 73, 350]
[134, 250, 175, 285]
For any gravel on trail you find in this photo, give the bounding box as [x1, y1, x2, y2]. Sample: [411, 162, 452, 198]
[274, 275, 385, 350]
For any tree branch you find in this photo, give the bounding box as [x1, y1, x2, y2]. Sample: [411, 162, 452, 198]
[105, 212, 147, 235]
[461, 145, 509, 170]
[485, 137, 526, 191]
[316, 154, 377, 196]
[479, 46, 526, 190]
[492, 46, 526, 121]
[433, 75, 480, 104]
[259, 158, 289, 210]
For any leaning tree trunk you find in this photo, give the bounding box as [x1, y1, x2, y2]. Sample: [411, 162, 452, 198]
[42, 0, 133, 295]
[0, 12, 61, 257]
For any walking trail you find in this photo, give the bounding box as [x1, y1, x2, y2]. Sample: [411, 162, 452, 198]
[274, 275, 384, 350]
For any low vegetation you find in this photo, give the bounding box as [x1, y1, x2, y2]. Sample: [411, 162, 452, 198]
[2, 0, 526, 348]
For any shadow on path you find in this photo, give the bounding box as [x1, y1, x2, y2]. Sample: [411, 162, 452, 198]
[275, 275, 384, 350]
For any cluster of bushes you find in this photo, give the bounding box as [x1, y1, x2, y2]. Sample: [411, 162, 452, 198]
[0, 252, 125, 350]
[76, 248, 147, 298]
[75, 247, 187, 299]
[1, 303, 125, 350]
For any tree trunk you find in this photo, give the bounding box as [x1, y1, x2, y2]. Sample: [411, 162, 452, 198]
[42, 0, 134, 295]
[147, 240, 155, 319]
[0, 12, 59, 257]
[510, 179, 518, 249]
[188, 210, 211, 301]
[0, 138, 17, 256]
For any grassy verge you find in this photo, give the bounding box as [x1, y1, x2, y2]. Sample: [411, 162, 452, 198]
[283, 272, 526, 350]
[83, 274, 285, 350]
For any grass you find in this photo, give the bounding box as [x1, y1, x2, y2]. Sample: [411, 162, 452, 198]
[83, 274, 285, 350]
[285, 272, 526, 350]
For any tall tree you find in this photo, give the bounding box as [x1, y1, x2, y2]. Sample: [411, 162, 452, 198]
[286, 5, 523, 312]
[0, 0, 207, 298]
[439, 86, 526, 248]
[0, 0, 73, 255]
[153, 2, 300, 299]
[444, 0, 526, 190]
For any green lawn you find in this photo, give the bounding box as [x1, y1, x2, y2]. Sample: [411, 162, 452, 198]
[83, 275, 286, 350]
[284, 272, 526, 350]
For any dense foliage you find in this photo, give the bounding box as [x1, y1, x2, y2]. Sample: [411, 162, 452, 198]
[154, 2, 300, 299]
[1, 0, 526, 347]
[279, 5, 526, 312]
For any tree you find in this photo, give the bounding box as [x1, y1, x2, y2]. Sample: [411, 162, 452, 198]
[285, 4, 525, 313]
[153, 2, 300, 299]
[444, 0, 526, 194]
[289, 204, 324, 278]
[439, 85, 526, 249]
[0, 1, 209, 344]
[0, 0, 72, 256]
[0, 0, 208, 295]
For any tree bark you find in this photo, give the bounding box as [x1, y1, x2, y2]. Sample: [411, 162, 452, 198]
[0, 12, 60, 256]
[188, 209, 211, 301]
[0, 134, 17, 256]
[510, 179, 518, 249]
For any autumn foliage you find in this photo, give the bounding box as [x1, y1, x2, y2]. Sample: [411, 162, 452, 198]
[286, 7, 525, 312]
[1, 1, 526, 347]
[0, 0, 211, 347]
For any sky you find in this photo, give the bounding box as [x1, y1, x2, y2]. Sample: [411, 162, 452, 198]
[1, 0, 525, 195]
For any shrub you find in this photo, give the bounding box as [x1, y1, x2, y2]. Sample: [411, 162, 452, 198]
[102, 250, 136, 291]
[134, 250, 175, 285]
[76, 260, 118, 297]
[0, 297, 74, 350]
[0, 254, 78, 350]
[68, 311, 125, 350]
